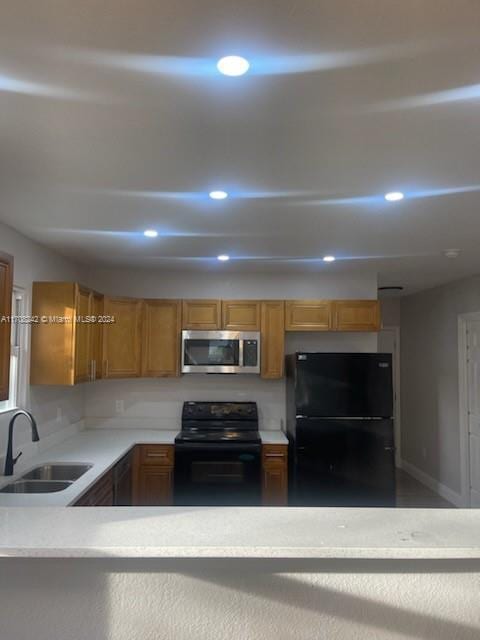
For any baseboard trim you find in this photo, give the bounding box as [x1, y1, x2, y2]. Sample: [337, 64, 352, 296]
[399, 458, 464, 507]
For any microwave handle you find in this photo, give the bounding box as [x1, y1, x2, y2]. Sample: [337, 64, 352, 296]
[239, 338, 244, 367]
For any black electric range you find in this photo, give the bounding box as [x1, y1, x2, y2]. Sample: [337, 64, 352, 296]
[174, 401, 261, 506]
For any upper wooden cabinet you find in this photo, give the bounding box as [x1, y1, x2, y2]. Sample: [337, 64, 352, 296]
[31, 282, 97, 386]
[182, 299, 221, 330]
[142, 299, 181, 377]
[261, 301, 285, 379]
[0, 252, 13, 401]
[73, 286, 93, 384]
[333, 300, 380, 332]
[91, 292, 104, 381]
[222, 300, 260, 331]
[285, 300, 332, 331]
[103, 297, 143, 378]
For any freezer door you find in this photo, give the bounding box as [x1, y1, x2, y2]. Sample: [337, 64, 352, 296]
[294, 353, 393, 418]
[293, 418, 396, 507]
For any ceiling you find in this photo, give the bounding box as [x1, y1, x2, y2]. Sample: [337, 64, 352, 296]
[1, 1, 480, 294]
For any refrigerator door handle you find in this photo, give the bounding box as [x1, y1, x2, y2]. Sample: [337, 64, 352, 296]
[384, 446, 395, 451]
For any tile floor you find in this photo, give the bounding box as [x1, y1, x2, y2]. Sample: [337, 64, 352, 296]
[396, 468, 454, 508]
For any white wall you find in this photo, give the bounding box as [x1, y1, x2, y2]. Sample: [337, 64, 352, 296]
[380, 298, 401, 327]
[0, 221, 85, 456]
[401, 274, 480, 498]
[1, 557, 479, 640]
[84, 268, 378, 430]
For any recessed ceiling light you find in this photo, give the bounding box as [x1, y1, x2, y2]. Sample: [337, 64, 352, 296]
[385, 191, 404, 202]
[217, 254, 230, 262]
[143, 229, 158, 238]
[209, 190, 228, 200]
[217, 56, 250, 77]
[323, 255, 335, 262]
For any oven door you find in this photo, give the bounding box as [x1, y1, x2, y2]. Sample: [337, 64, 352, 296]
[181, 330, 260, 374]
[174, 443, 261, 506]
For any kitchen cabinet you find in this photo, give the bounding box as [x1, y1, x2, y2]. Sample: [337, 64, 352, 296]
[260, 301, 285, 379]
[142, 299, 181, 377]
[73, 286, 92, 384]
[102, 296, 143, 378]
[333, 300, 380, 332]
[74, 469, 114, 506]
[222, 300, 260, 331]
[262, 444, 288, 506]
[182, 299, 221, 330]
[133, 444, 174, 506]
[30, 282, 96, 386]
[0, 252, 13, 401]
[90, 292, 104, 381]
[285, 300, 332, 331]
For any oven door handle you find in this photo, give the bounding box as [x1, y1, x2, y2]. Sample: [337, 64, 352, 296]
[174, 443, 261, 454]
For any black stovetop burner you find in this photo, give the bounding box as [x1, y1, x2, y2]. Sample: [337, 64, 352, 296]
[175, 401, 261, 445]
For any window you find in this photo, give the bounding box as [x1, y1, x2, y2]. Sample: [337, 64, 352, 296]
[0, 288, 26, 413]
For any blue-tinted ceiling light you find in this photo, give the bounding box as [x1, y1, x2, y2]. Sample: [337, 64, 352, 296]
[323, 255, 336, 262]
[384, 191, 404, 202]
[209, 190, 228, 200]
[217, 254, 230, 262]
[217, 56, 250, 77]
[143, 229, 158, 238]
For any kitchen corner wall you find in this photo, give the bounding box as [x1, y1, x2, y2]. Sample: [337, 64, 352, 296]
[84, 268, 378, 430]
[0, 221, 85, 456]
[400, 274, 480, 502]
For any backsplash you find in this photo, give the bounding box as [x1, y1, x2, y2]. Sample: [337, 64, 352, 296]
[84, 376, 285, 431]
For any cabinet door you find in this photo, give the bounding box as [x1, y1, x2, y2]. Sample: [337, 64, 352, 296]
[74, 286, 92, 384]
[136, 467, 173, 506]
[142, 300, 181, 377]
[182, 300, 221, 330]
[262, 445, 288, 506]
[285, 300, 332, 331]
[91, 293, 104, 381]
[333, 300, 380, 332]
[222, 300, 260, 330]
[0, 252, 13, 401]
[261, 301, 285, 379]
[103, 297, 142, 378]
[30, 282, 77, 386]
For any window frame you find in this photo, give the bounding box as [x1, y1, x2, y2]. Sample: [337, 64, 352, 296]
[0, 287, 28, 414]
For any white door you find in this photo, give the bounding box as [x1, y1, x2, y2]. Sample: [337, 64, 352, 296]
[378, 328, 401, 467]
[466, 320, 480, 507]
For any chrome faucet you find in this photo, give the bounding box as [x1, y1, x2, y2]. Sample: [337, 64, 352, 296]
[4, 410, 39, 476]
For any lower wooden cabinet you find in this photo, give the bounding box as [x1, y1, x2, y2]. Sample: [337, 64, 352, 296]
[262, 444, 288, 506]
[132, 444, 174, 506]
[74, 469, 114, 506]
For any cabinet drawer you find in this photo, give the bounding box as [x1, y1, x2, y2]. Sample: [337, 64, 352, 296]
[262, 444, 288, 467]
[138, 444, 174, 467]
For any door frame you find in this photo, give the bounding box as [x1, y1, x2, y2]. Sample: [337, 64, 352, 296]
[379, 326, 401, 467]
[457, 311, 480, 507]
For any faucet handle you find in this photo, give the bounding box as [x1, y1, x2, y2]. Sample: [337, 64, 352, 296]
[13, 451, 23, 466]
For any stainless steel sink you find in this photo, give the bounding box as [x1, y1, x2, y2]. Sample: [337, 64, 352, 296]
[0, 480, 73, 493]
[20, 463, 93, 481]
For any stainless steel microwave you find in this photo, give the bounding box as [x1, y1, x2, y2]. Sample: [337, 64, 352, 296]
[181, 330, 261, 374]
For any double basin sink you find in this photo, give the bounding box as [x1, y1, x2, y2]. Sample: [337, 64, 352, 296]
[0, 463, 93, 494]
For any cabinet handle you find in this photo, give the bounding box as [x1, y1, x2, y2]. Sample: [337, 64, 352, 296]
[265, 453, 286, 458]
[105, 360, 109, 378]
[146, 452, 168, 458]
[93, 359, 96, 381]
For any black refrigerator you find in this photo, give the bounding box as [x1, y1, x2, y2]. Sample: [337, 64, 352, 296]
[286, 353, 395, 507]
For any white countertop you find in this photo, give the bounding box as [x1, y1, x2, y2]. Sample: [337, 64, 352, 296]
[0, 427, 288, 507]
[1, 506, 479, 559]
